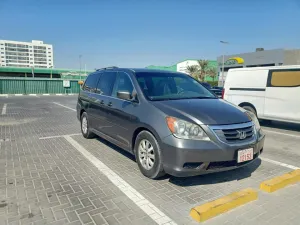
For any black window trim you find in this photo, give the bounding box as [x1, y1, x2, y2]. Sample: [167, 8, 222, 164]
[267, 68, 300, 88]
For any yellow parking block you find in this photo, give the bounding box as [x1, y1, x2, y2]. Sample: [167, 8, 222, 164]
[190, 188, 258, 222]
[260, 169, 300, 193]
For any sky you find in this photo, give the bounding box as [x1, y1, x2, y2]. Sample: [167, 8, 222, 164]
[1, 0, 300, 70]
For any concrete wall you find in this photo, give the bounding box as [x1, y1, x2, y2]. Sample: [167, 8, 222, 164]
[283, 49, 300, 65]
[217, 49, 284, 69]
[216, 49, 285, 86]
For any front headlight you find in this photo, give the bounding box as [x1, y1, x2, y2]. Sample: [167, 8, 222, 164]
[245, 111, 261, 131]
[166, 117, 210, 140]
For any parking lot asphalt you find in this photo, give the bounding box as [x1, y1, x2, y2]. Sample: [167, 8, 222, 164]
[0, 95, 300, 225]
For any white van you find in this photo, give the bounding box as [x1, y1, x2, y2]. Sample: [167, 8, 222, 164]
[223, 65, 300, 124]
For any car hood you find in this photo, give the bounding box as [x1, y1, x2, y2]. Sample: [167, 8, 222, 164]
[151, 99, 250, 125]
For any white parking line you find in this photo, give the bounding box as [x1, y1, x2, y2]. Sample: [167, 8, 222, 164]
[39, 133, 81, 140]
[0, 94, 8, 98]
[260, 157, 299, 170]
[1, 104, 7, 115]
[264, 129, 300, 138]
[53, 102, 76, 111]
[64, 136, 177, 225]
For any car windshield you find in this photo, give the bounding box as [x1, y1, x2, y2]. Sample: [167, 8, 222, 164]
[135, 72, 216, 101]
[201, 83, 211, 89]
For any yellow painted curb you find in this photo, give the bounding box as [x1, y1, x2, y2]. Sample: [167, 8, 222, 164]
[190, 188, 258, 222]
[260, 169, 300, 193]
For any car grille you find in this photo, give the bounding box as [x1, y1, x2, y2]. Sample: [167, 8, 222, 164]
[211, 122, 255, 144]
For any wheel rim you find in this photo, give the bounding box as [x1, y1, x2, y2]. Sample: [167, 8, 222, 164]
[82, 116, 88, 134]
[138, 139, 155, 170]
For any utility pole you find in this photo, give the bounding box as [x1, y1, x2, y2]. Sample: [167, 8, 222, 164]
[220, 41, 229, 86]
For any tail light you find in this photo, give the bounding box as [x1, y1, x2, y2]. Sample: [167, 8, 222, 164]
[222, 89, 225, 99]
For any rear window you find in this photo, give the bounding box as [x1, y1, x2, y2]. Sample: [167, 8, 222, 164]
[270, 70, 300, 87]
[83, 73, 100, 92]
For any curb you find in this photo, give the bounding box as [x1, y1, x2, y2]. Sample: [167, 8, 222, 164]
[260, 169, 300, 193]
[190, 188, 258, 222]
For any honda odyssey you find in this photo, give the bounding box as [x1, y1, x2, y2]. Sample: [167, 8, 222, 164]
[77, 67, 265, 179]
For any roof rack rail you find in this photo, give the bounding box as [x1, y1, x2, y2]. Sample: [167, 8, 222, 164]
[96, 66, 118, 71]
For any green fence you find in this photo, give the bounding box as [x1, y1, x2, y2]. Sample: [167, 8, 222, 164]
[0, 77, 84, 94]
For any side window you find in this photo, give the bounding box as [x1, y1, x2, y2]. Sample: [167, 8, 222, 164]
[83, 73, 100, 92]
[268, 70, 300, 87]
[113, 72, 134, 97]
[96, 72, 117, 95]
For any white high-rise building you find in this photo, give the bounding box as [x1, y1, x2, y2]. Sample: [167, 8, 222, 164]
[0, 40, 54, 68]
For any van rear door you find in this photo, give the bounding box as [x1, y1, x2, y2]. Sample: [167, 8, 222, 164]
[264, 69, 300, 122]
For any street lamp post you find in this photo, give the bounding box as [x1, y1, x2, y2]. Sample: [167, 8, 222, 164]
[50, 66, 53, 79]
[31, 66, 35, 78]
[220, 41, 229, 86]
[79, 55, 82, 80]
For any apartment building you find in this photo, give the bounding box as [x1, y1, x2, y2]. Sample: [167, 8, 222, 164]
[0, 40, 54, 68]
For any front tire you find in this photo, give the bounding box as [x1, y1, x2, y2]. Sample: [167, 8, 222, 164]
[81, 112, 95, 139]
[135, 131, 165, 179]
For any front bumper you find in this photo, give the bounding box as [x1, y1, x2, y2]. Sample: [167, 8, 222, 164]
[161, 129, 265, 177]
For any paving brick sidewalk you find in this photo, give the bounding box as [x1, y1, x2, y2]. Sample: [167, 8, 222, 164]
[0, 97, 156, 225]
[1, 96, 300, 225]
[0, 136, 157, 225]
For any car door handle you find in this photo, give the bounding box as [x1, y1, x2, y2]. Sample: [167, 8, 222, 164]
[107, 102, 112, 107]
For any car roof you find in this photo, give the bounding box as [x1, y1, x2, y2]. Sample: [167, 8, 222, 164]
[127, 68, 184, 74]
[96, 67, 187, 75]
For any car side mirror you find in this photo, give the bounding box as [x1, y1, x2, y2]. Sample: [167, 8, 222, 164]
[117, 91, 132, 101]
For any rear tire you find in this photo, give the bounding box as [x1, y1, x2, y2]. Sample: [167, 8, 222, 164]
[135, 131, 165, 179]
[81, 112, 95, 139]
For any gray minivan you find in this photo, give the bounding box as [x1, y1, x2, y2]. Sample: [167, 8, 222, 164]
[77, 67, 265, 179]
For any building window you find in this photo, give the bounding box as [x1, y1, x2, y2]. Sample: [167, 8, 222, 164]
[268, 70, 300, 87]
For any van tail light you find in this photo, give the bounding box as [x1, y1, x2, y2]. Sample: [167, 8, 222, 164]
[222, 89, 225, 99]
